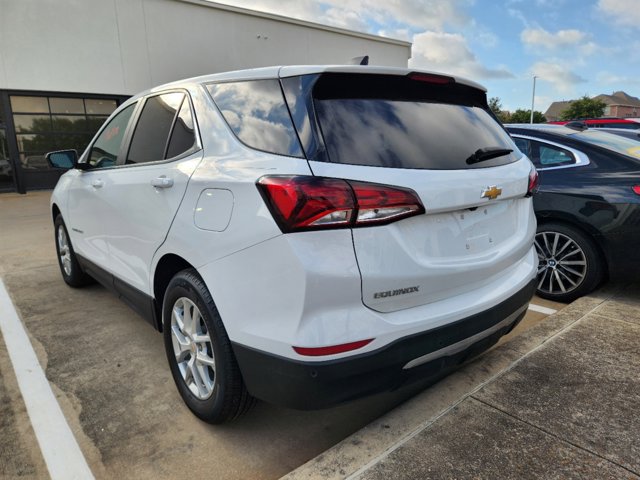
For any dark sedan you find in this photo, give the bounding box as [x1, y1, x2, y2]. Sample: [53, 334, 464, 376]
[506, 124, 640, 302]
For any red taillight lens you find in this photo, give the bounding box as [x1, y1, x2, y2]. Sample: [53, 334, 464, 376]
[257, 176, 424, 232]
[350, 181, 424, 225]
[293, 339, 373, 356]
[527, 167, 539, 196]
[633, 185, 640, 195]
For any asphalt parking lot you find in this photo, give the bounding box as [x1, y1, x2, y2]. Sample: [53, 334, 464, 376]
[0, 191, 565, 480]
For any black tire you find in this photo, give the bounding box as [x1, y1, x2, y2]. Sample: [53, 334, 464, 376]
[162, 269, 254, 424]
[534, 222, 604, 303]
[54, 215, 94, 287]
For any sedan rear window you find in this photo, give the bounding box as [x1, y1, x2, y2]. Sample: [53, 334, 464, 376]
[313, 74, 519, 170]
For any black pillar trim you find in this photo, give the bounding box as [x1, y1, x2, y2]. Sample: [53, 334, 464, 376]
[0, 90, 24, 193]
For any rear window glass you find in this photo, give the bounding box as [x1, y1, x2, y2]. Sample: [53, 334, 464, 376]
[573, 130, 640, 159]
[207, 80, 303, 158]
[313, 74, 519, 170]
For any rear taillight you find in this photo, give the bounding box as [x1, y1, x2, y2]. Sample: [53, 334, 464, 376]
[526, 167, 539, 197]
[257, 176, 425, 232]
[633, 185, 640, 195]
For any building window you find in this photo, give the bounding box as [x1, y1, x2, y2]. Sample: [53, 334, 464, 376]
[10, 95, 118, 171]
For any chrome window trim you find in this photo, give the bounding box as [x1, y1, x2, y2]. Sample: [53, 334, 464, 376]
[511, 134, 590, 171]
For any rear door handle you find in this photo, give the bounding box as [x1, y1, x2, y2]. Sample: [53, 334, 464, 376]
[151, 176, 174, 189]
[91, 179, 104, 189]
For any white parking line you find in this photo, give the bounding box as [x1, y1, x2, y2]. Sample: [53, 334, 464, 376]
[528, 303, 558, 315]
[0, 279, 94, 480]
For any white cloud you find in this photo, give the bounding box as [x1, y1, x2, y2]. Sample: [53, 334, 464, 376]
[521, 27, 586, 49]
[530, 61, 586, 93]
[597, 0, 640, 27]
[596, 71, 640, 85]
[214, 0, 471, 32]
[410, 31, 514, 79]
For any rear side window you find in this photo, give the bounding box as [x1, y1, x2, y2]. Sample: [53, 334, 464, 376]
[313, 74, 519, 170]
[127, 92, 189, 164]
[207, 80, 303, 158]
[166, 100, 196, 159]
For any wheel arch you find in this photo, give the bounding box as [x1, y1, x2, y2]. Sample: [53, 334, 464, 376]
[52, 203, 61, 223]
[153, 253, 197, 331]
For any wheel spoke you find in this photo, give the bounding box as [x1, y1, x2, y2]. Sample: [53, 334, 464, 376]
[554, 238, 572, 258]
[559, 260, 586, 266]
[557, 268, 578, 287]
[559, 264, 584, 279]
[553, 269, 566, 293]
[196, 351, 215, 368]
[538, 267, 549, 290]
[551, 233, 559, 257]
[189, 360, 208, 398]
[558, 248, 581, 262]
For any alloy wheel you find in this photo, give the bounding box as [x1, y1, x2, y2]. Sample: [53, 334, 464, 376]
[534, 231, 587, 296]
[170, 297, 216, 400]
[57, 226, 72, 276]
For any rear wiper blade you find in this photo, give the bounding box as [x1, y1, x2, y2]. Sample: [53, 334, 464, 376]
[466, 146, 513, 165]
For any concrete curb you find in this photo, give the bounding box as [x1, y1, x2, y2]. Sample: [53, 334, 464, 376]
[281, 284, 625, 480]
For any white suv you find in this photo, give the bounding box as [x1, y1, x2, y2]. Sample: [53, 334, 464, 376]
[48, 66, 538, 423]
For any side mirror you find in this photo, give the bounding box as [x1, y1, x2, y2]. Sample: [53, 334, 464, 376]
[46, 150, 78, 170]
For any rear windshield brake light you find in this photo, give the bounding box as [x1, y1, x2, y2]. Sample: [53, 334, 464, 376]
[407, 72, 454, 84]
[257, 176, 425, 233]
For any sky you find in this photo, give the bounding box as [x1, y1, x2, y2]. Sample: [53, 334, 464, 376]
[213, 0, 640, 113]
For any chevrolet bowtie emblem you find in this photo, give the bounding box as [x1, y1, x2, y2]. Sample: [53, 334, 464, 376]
[481, 185, 502, 200]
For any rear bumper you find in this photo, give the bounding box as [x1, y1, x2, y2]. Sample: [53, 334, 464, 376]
[232, 278, 536, 410]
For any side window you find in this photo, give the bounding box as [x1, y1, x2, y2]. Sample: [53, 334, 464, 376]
[531, 140, 576, 168]
[513, 137, 531, 158]
[88, 103, 136, 168]
[126, 92, 184, 164]
[207, 80, 303, 158]
[166, 99, 196, 159]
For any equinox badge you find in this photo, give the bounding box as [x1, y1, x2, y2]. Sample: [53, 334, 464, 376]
[481, 185, 502, 200]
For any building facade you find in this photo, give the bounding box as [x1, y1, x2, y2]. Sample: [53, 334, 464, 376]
[0, 0, 411, 193]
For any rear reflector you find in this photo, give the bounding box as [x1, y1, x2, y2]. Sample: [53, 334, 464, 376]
[293, 339, 373, 356]
[633, 185, 640, 195]
[407, 72, 454, 84]
[257, 176, 425, 232]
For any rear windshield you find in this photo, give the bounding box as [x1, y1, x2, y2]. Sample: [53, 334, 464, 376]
[313, 74, 519, 170]
[572, 130, 640, 159]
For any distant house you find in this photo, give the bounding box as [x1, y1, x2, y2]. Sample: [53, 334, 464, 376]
[593, 91, 640, 118]
[545, 91, 640, 121]
[544, 101, 573, 122]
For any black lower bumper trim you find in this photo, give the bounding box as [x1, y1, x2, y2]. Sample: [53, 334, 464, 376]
[232, 279, 536, 410]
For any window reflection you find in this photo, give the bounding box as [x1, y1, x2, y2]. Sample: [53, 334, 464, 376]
[316, 100, 517, 169]
[208, 80, 303, 158]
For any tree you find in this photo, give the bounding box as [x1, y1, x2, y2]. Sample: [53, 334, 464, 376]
[488, 96, 511, 123]
[560, 95, 606, 120]
[509, 109, 546, 124]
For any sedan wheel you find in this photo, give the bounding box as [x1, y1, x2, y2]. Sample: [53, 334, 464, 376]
[533, 223, 603, 302]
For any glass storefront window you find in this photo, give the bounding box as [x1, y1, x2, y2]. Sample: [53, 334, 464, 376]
[49, 97, 85, 114]
[85, 99, 117, 115]
[9, 94, 121, 171]
[13, 114, 52, 133]
[10, 96, 50, 113]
